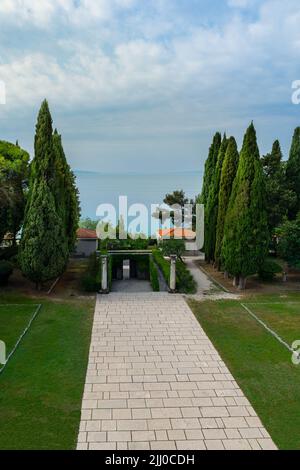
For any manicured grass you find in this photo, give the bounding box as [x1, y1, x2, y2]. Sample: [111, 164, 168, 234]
[243, 300, 300, 346]
[188, 293, 300, 450]
[0, 294, 95, 450]
[0, 304, 39, 355]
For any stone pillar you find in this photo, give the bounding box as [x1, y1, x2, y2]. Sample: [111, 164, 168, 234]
[169, 255, 177, 293]
[100, 255, 109, 294]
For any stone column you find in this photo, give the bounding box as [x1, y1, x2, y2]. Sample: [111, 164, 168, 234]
[100, 255, 109, 294]
[169, 255, 177, 293]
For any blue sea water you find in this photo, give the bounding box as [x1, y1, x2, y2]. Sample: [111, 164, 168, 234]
[75, 170, 202, 218]
[75, 170, 203, 235]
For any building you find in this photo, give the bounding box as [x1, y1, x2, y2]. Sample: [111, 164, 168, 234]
[156, 228, 198, 253]
[75, 228, 98, 258]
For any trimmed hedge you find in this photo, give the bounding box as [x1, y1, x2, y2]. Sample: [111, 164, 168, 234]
[152, 249, 170, 284]
[81, 252, 101, 292]
[152, 249, 197, 294]
[149, 256, 160, 292]
[0, 260, 13, 286]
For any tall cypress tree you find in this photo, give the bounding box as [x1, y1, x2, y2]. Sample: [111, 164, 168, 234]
[53, 130, 80, 251]
[19, 180, 68, 288]
[215, 137, 239, 269]
[286, 127, 300, 219]
[204, 134, 228, 263]
[262, 140, 296, 231]
[222, 123, 269, 289]
[19, 100, 69, 287]
[199, 132, 222, 205]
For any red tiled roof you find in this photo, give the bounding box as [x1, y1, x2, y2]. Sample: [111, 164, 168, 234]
[158, 228, 196, 240]
[77, 228, 97, 239]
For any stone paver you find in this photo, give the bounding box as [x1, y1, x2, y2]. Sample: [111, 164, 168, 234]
[77, 293, 276, 450]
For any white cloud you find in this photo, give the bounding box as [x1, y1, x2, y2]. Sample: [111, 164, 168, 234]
[0, 0, 136, 27]
[0, 0, 299, 114]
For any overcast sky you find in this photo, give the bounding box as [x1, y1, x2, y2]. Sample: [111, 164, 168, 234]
[0, 0, 300, 173]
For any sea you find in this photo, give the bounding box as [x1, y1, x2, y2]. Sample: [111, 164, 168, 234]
[75, 170, 203, 234]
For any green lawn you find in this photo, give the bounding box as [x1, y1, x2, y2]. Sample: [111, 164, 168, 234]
[188, 293, 300, 450]
[0, 304, 40, 357]
[0, 294, 95, 450]
[242, 300, 300, 346]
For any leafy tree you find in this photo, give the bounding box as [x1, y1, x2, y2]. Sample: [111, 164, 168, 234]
[161, 238, 185, 261]
[286, 127, 300, 219]
[79, 218, 98, 230]
[222, 123, 269, 289]
[53, 130, 80, 251]
[0, 141, 29, 243]
[152, 190, 195, 229]
[19, 100, 69, 286]
[262, 140, 296, 231]
[277, 215, 300, 270]
[204, 134, 228, 263]
[215, 136, 239, 269]
[19, 180, 68, 289]
[199, 132, 222, 205]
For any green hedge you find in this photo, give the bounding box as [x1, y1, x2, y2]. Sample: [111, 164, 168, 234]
[152, 249, 170, 284]
[176, 260, 197, 294]
[81, 252, 101, 292]
[152, 249, 197, 294]
[149, 256, 160, 292]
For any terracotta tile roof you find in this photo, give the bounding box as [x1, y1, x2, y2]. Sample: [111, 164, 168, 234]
[157, 228, 196, 240]
[77, 228, 97, 239]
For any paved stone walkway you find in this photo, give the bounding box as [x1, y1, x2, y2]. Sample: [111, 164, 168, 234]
[77, 293, 276, 450]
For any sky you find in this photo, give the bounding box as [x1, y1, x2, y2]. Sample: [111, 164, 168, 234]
[0, 0, 300, 174]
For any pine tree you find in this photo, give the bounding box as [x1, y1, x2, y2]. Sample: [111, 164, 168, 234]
[286, 127, 300, 219]
[204, 134, 228, 263]
[19, 100, 69, 287]
[262, 140, 296, 231]
[221, 123, 269, 289]
[53, 130, 80, 251]
[215, 137, 239, 269]
[199, 132, 222, 205]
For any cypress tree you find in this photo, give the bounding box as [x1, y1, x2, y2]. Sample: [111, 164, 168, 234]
[204, 134, 228, 263]
[19, 100, 69, 287]
[221, 123, 269, 289]
[19, 180, 68, 288]
[53, 130, 80, 251]
[199, 132, 222, 205]
[286, 127, 300, 219]
[215, 137, 239, 269]
[262, 140, 296, 231]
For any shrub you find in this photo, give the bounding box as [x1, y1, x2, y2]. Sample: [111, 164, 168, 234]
[258, 259, 283, 281]
[152, 249, 170, 284]
[152, 249, 197, 294]
[149, 256, 160, 292]
[0, 260, 13, 286]
[81, 252, 101, 292]
[176, 260, 197, 294]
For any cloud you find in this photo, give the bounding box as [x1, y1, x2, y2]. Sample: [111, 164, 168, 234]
[0, 0, 299, 114]
[0, 0, 136, 27]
